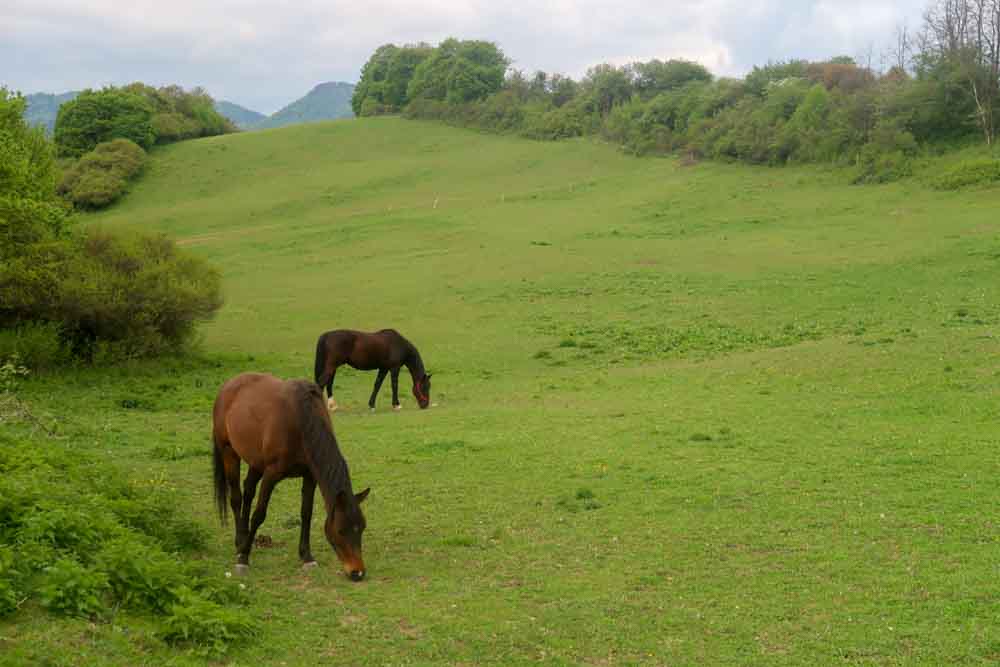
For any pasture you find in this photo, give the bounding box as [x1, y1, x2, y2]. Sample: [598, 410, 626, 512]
[2, 117, 998, 665]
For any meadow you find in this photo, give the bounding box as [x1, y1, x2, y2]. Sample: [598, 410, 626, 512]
[1, 117, 998, 665]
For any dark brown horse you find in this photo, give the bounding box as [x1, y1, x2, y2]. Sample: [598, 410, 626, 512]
[212, 372, 370, 580]
[314, 329, 432, 411]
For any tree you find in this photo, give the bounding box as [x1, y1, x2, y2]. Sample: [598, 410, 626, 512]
[632, 59, 712, 99]
[54, 88, 155, 157]
[0, 88, 71, 258]
[407, 39, 509, 104]
[920, 0, 1000, 143]
[579, 64, 635, 115]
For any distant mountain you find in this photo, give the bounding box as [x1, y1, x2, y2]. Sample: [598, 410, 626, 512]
[255, 82, 354, 129]
[24, 91, 79, 133]
[214, 100, 267, 129]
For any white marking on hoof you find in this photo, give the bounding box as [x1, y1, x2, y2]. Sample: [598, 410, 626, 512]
[302, 560, 318, 570]
[369, 406, 375, 413]
[233, 563, 250, 576]
[327, 398, 338, 411]
[393, 404, 402, 411]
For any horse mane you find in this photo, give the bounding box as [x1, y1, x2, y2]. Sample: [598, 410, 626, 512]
[401, 336, 426, 378]
[294, 381, 353, 502]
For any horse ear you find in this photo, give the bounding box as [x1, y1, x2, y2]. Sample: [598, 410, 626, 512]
[355, 487, 371, 504]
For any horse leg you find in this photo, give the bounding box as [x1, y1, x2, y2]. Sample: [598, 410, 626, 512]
[368, 368, 388, 411]
[236, 473, 279, 568]
[390, 367, 401, 410]
[222, 453, 243, 549]
[237, 467, 262, 555]
[325, 366, 339, 410]
[299, 474, 317, 566]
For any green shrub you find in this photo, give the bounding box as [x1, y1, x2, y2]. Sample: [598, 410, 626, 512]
[58, 138, 146, 209]
[96, 538, 184, 612]
[0, 322, 68, 369]
[521, 106, 585, 140]
[0, 545, 21, 617]
[109, 491, 208, 551]
[0, 434, 257, 652]
[54, 88, 155, 157]
[38, 557, 109, 618]
[160, 586, 259, 656]
[930, 158, 1000, 190]
[151, 111, 201, 143]
[1, 228, 222, 360]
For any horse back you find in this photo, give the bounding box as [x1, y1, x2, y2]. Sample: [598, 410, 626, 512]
[214, 373, 309, 472]
[319, 329, 405, 370]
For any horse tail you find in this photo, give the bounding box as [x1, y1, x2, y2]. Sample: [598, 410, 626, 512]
[212, 432, 229, 525]
[314, 333, 328, 387]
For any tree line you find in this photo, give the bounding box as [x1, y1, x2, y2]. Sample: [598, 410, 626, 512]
[351, 0, 1000, 183]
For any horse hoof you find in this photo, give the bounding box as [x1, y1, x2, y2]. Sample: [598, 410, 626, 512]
[328, 399, 338, 411]
[233, 563, 250, 577]
[302, 560, 318, 570]
[393, 404, 402, 411]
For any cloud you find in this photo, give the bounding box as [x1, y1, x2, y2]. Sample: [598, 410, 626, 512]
[1, 0, 929, 114]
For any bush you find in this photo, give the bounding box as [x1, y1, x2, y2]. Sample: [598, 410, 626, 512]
[521, 105, 585, 140]
[852, 121, 919, 184]
[38, 558, 110, 618]
[1, 229, 222, 360]
[54, 84, 233, 157]
[0, 433, 256, 652]
[160, 586, 259, 657]
[0, 546, 20, 617]
[930, 158, 1000, 190]
[0, 322, 67, 369]
[58, 138, 146, 209]
[54, 88, 155, 157]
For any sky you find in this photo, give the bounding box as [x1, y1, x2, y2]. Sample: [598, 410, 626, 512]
[2, 0, 929, 115]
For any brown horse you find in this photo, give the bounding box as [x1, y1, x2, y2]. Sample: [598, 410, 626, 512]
[314, 329, 432, 411]
[211, 372, 370, 580]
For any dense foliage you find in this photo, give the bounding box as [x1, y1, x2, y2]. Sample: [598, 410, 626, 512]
[54, 84, 235, 157]
[0, 431, 256, 655]
[57, 138, 147, 208]
[352, 39, 509, 115]
[0, 88, 223, 365]
[367, 1, 1000, 182]
[0, 89, 72, 254]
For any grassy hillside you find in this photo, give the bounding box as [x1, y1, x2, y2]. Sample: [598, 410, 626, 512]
[3, 117, 998, 665]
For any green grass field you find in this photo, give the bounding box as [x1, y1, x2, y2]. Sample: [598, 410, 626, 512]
[2, 117, 999, 665]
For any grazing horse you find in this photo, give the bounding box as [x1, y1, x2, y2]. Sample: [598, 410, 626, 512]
[212, 372, 370, 580]
[314, 329, 432, 411]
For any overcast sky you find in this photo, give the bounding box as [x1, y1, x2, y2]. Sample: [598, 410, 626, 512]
[2, 0, 929, 114]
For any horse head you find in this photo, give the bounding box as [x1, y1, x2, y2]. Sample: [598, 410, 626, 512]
[325, 487, 370, 581]
[412, 373, 432, 409]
